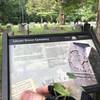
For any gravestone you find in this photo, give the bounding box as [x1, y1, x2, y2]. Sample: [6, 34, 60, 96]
[6, 24, 13, 36]
[19, 23, 28, 35]
[83, 22, 91, 32]
[44, 22, 48, 29]
[74, 22, 83, 32]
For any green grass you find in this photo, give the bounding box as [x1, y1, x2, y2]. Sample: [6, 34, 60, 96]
[10, 23, 77, 35]
[29, 23, 77, 35]
[0, 23, 79, 35]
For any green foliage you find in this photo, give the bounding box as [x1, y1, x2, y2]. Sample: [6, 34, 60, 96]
[0, 0, 98, 24]
[53, 83, 71, 96]
[25, 0, 35, 16]
[78, 6, 96, 21]
[0, 0, 10, 23]
[64, 0, 97, 21]
[25, 0, 58, 22]
[67, 72, 76, 79]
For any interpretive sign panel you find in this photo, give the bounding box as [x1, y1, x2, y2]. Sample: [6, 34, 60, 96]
[2, 32, 100, 100]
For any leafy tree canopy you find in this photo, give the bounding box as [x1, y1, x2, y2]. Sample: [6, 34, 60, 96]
[0, 0, 98, 24]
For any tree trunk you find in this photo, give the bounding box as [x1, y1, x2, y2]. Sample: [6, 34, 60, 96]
[41, 17, 43, 23]
[96, 0, 100, 43]
[58, 6, 65, 25]
[40, 17, 43, 28]
[50, 15, 53, 23]
[96, 1, 100, 100]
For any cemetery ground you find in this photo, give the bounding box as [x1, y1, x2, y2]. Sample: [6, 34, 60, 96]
[0, 22, 79, 35]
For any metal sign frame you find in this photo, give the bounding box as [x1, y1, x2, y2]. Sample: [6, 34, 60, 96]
[2, 32, 100, 100]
